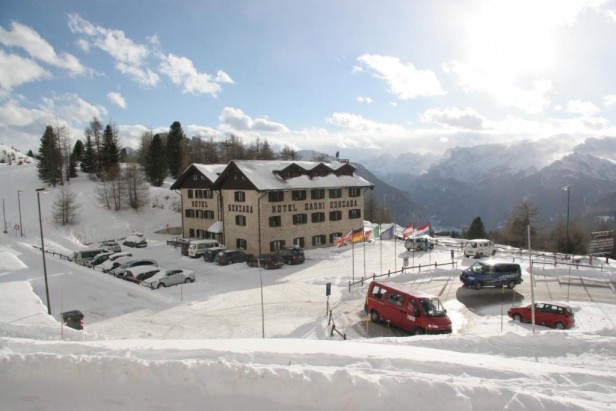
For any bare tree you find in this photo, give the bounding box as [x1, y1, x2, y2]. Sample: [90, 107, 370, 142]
[52, 186, 80, 225]
[123, 163, 149, 210]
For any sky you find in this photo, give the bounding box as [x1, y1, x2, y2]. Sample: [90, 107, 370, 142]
[1, 0, 616, 160]
[1, 159, 616, 410]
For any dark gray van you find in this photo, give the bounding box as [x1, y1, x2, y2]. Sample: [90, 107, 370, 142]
[460, 260, 522, 290]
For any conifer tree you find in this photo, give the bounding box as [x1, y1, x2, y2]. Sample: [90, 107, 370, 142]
[145, 134, 167, 186]
[37, 125, 63, 186]
[100, 124, 120, 174]
[166, 121, 185, 178]
[80, 133, 96, 174]
[467, 217, 487, 239]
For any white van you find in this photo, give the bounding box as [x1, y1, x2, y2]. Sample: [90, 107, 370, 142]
[73, 248, 106, 265]
[187, 239, 222, 257]
[463, 239, 496, 258]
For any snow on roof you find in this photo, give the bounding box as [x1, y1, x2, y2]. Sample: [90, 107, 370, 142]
[231, 160, 373, 191]
[193, 163, 227, 182]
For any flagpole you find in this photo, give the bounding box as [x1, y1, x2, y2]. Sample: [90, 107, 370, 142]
[363, 226, 366, 278]
[379, 223, 382, 275]
[352, 232, 355, 283]
[394, 225, 397, 272]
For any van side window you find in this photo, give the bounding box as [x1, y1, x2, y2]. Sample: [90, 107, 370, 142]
[371, 285, 384, 299]
[387, 292, 404, 307]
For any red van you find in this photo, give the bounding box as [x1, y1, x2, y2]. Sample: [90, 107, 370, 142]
[364, 281, 452, 335]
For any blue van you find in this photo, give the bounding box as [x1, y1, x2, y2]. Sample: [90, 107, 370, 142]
[460, 260, 522, 290]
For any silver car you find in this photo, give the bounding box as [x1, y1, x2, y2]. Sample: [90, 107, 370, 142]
[141, 269, 195, 289]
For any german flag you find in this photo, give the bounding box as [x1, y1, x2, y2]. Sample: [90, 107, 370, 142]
[351, 227, 364, 243]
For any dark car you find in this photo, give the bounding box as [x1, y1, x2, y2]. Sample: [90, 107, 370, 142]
[86, 252, 113, 268]
[203, 247, 225, 262]
[247, 254, 284, 269]
[123, 266, 162, 284]
[215, 250, 252, 265]
[508, 302, 575, 329]
[276, 246, 305, 265]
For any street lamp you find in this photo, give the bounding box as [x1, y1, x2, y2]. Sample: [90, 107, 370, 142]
[17, 190, 23, 237]
[36, 188, 51, 315]
[563, 186, 571, 258]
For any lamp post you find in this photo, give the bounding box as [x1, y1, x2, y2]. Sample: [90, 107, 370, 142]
[36, 188, 51, 315]
[563, 186, 571, 258]
[17, 190, 23, 237]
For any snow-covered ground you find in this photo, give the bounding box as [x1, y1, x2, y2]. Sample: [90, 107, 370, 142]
[1, 157, 616, 410]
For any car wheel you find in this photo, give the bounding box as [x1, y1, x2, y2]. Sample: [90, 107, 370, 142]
[513, 313, 522, 322]
[507, 280, 516, 289]
[475, 282, 483, 290]
[414, 327, 425, 336]
[370, 310, 380, 322]
[554, 322, 565, 330]
[405, 248, 411, 251]
[157, 283, 165, 289]
[184, 278, 193, 284]
[416, 245, 422, 251]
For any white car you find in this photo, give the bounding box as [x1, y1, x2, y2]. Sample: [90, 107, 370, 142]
[99, 253, 133, 273]
[141, 269, 195, 289]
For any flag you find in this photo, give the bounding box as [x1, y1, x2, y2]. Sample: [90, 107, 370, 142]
[402, 224, 414, 239]
[372, 226, 380, 239]
[351, 227, 364, 243]
[380, 224, 395, 240]
[414, 223, 430, 236]
[334, 231, 352, 247]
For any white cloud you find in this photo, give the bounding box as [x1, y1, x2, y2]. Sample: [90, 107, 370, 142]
[106, 92, 126, 109]
[566, 99, 600, 116]
[0, 50, 50, 90]
[326, 112, 405, 133]
[219, 107, 288, 132]
[186, 124, 222, 140]
[357, 96, 373, 104]
[41, 93, 108, 125]
[355, 54, 445, 100]
[420, 107, 485, 130]
[159, 54, 233, 96]
[68, 14, 159, 86]
[603, 95, 616, 107]
[0, 21, 86, 75]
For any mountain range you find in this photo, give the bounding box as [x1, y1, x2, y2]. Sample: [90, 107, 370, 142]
[356, 136, 616, 230]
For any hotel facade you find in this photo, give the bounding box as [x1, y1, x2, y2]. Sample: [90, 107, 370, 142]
[170, 160, 374, 255]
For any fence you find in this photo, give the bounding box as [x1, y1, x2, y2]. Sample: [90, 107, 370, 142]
[348, 260, 458, 292]
[327, 309, 346, 340]
[32, 245, 72, 261]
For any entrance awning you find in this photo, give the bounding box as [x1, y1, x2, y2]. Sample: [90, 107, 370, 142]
[207, 221, 223, 233]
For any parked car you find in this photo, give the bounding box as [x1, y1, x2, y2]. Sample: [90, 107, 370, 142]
[141, 269, 195, 289]
[98, 252, 134, 272]
[98, 240, 121, 253]
[460, 260, 522, 290]
[463, 239, 496, 258]
[247, 254, 284, 269]
[123, 266, 162, 284]
[215, 250, 252, 265]
[508, 302, 575, 329]
[86, 252, 113, 268]
[110, 259, 158, 278]
[123, 233, 147, 248]
[364, 281, 452, 335]
[187, 239, 223, 257]
[276, 246, 305, 265]
[203, 247, 225, 262]
[404, 237, 434, 251]
[73, 248, 107, 266]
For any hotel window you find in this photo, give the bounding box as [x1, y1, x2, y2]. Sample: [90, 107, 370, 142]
[293, 213, 308, 225]
[312, 235, 326, 246]
[311, 189, 325, 200]
[269, 216, 282, 227]
[329, 210, 342, 221]
[311, 212, 325, 223]
[234, 191, 245, 202]
[348, 209, 361, 219]
[269, 191, 284, 202]
[349, 188, 361, 197]
[270, 240, 286, 252]
[204, 210, 215, 219]
[195, 190, 204, 199]
[292, 190, 306, 201]
[204, 189, 213, 199]
[187, 190, 194, 199]
[196, 210, 204, 219]
[236, 215, 246, 226]
[185, 209, 195, 218]
[236, 238, 247, 249]
[189, 228, 195, 237]
[293, 237, 305, 248]
[196, 230, 205, 239]
[329, 232, 343, 243]
[329, 189, 342, 198]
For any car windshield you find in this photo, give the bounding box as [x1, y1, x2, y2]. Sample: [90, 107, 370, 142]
[419, 298, 446, 317]
[469, 262, 485, 273]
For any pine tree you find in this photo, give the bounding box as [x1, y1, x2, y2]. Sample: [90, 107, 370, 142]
[260, 139, 275, 160]
[85, 117, 103, 174]
[100, 124, 120, 174]
[145, 134, 167, 186]
[72, 140, 84, 162]
[279, 145, 298, 160]
[166, 121, 186, 178]
[80, 133, 96, 174]
[37, 126, 63, 186]
[467, 217, 487, 239]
